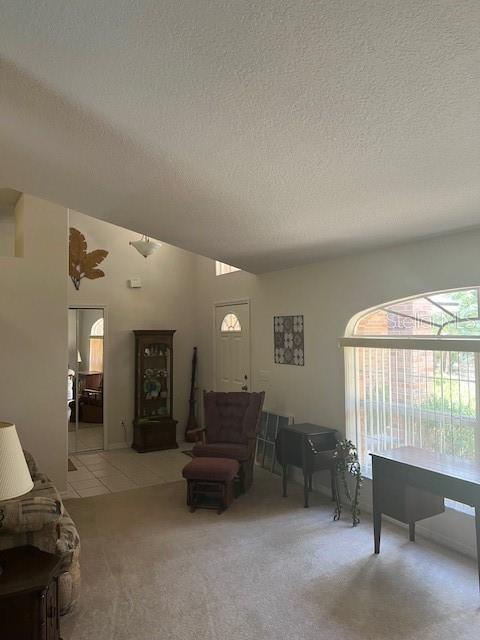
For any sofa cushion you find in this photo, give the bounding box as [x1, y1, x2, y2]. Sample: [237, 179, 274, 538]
[23, 449, 38, 479]
[192, 442, 249, 461]
[0, 451, 81, 616]
[183, 457, 240, 482]
[0, 496, 63, 534]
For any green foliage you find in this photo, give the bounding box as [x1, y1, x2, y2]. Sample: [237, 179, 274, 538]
[434, 289, 480, 335]
[333, 440, 362, 527]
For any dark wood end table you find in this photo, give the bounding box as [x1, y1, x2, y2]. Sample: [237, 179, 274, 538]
[276, 422, 338, 508]
[0, 545, 63, 639]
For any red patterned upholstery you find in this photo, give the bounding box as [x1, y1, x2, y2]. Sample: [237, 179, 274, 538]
[203, 391, 265, 444]
[193, 391, 265, 492]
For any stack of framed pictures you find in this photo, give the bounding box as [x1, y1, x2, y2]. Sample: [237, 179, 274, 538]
[255, 411, 294, 474]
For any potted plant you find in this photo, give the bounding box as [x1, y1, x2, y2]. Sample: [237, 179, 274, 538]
[333, 439, 362, 527]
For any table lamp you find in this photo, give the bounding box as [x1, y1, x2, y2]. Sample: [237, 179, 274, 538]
[0, 422, 34, 575]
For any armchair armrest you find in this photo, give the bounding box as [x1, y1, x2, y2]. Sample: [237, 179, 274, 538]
[0, 496, 63, 534]
[246, 432, 258, 455]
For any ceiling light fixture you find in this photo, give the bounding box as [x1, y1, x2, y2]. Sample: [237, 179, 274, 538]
[129, 235, 161, 258]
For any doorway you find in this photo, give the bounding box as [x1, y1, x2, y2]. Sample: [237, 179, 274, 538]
[68, 307, 106, 453]
[214, 301, 251, 392]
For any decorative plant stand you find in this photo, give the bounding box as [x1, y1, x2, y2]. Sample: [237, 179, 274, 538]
[333, 439, 362, 527]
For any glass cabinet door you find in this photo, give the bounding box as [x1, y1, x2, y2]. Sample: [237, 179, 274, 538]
[140, 342, 171, 418]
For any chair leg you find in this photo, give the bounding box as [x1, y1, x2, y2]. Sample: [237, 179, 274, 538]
[241, 459, 254, 493]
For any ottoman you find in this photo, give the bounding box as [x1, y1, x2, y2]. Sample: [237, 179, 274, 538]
[182, 457, 240, 514]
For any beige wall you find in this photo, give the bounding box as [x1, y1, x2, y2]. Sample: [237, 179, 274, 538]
[0, 212, 15, 257]
[68, 211, 197, 447]
[196, 229, 480, 429]
[0, 194, 68, 488]
[195, 228, 480, 557]
[1, 191, 479, 553]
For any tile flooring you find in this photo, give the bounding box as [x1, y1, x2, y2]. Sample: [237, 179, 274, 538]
[65, 445, 192, 498]
[68, 424, 104, 453]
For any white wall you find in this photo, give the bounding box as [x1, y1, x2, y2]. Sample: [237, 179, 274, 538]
[0, 211, 15, 257]
[194, 228, 480, 557]
[0, 194, 68, 488]
[68, 211, 197, 447]
[1, 190, 478, 555]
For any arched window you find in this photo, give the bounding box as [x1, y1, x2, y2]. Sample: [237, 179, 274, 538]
[341, 288, 480, 487]
[221, 313, 241, 332]
[90, 318, 104, 337]
[215, 261, 240, 276]
[89, 317, 104, 371]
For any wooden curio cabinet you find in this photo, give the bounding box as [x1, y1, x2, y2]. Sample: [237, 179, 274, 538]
[132, 330, 178, 452]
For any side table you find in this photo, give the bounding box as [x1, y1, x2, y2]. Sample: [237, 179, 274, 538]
[0, 545, 63, 640]
[276, 422, 338, 507]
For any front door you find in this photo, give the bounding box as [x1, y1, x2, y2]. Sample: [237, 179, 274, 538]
[215, 302, 250, 392]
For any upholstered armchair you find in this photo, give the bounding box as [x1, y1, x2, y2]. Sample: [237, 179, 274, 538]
[192, 391, 265, 492]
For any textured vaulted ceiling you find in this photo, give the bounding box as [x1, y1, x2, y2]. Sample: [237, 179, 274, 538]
[0, 1, 479, 273]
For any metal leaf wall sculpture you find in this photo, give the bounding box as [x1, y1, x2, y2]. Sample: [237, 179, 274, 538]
[69, 227, 109, 290]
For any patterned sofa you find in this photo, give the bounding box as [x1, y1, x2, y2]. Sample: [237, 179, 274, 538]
[0, 451, 80, 614]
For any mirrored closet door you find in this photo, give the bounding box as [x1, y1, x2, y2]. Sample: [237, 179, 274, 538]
[68, 308, 105, 453]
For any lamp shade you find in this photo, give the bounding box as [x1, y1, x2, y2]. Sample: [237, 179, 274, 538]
[0, 422, 33, 500]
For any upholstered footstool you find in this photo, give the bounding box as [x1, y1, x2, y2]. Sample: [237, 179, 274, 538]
[182, 457, 240, 514]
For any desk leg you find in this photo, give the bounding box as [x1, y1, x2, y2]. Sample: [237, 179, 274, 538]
[372, 463, 381, 554]
[409, 522, 416, 542]
[282, 464, 288, 498]
[475, 506, 480, 590]
[304, 469, 309, 508]
[373, 510, 382, 554]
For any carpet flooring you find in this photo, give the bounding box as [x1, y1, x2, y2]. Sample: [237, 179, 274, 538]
[62, 469, 480, 640]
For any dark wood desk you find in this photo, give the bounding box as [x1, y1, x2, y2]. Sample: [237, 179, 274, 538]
[276, 423, 338, 507]
[371, 447, 480, 588]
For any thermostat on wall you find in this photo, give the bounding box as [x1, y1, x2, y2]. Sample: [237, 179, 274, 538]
[128, 277, 142, 288]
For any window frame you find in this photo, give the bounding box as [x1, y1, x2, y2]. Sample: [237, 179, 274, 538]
[342, 288, 480, 486]
[220, 312, 242, 333]
[215, 261, 241, 276]
[90, 317, 104, 337]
